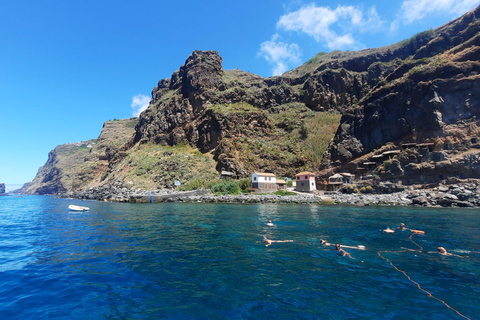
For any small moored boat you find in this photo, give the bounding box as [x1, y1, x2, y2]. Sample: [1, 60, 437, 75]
[68, 204, 90, 211]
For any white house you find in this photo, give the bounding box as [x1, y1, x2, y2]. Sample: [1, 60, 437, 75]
[252, 172, 277, 192]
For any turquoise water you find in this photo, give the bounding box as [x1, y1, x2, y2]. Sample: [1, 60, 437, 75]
[1, 195, 479, 319]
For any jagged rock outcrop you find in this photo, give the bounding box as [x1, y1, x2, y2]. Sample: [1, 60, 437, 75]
[0, 183, 5, 195]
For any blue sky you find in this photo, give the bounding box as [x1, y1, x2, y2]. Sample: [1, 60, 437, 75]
[1, 0, 479, 186]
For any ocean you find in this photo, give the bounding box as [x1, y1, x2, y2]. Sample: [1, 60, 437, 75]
[1, 195, 479, 319]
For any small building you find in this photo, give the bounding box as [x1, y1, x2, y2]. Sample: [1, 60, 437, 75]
[252, 172, 277, 192]
[295, 171, 317, 192]
[277, 179, 287, 190]
[340, 172, 353, 184]
[327, 173, 344, 191]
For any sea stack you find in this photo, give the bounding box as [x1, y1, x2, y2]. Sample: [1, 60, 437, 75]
[0, 183, 5, 195]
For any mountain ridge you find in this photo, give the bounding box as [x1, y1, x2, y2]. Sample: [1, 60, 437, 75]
[20, 5, 480, 195]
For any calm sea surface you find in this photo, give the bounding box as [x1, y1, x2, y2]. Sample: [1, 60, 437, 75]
[1, 195, 479, 319]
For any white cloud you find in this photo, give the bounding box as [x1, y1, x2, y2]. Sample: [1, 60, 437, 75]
[399, 0, 479, 24]
[259, 34, 302, 76]
[276, 3, 384, 50]
[131, 94, 150, 117]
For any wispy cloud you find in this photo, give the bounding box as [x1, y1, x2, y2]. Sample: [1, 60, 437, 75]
[131, 94, 150, 117]
[397, 0, 479, 25]
[276, 3, 384, 50]
[258, 34, 302, 76]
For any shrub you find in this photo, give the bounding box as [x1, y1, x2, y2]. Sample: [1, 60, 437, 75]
[236, 178, 251, 191]
[299, 123, 309, 140]
[178, 178, 205, 191]
[210, 180, 241, 195]
[360, 186, 374, 193]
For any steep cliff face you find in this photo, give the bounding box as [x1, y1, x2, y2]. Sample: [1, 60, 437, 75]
[130, 50, 339, 178]
[21, 119, 137, 195]
[316, 6, 480, 186]
[322, 7, 480, 167]
[21, 142, 93, 195]
[0, 183, 5, 195]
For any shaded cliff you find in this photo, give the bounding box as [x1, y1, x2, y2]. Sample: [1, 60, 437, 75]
[318, 5, 480, 186]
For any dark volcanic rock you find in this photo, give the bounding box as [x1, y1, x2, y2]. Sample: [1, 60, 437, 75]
[0, 183, 5, 195]
[323, 6, 480, 166]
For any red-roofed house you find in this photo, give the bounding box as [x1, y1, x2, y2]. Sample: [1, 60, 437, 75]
[295, 171, 316, 192]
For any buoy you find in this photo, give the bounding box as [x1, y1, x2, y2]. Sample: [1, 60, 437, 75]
[411, 230, 425, 235]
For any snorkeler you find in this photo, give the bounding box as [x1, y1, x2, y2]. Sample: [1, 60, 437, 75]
[263, 236, 293, 247]
[397, 223, 408, 231]
[320, 239, 333, 246]
[335, 243, 353, 258]
[437, 247, 463, 257]
[321, 239, 365, 250]
[266, 220, 274, 226]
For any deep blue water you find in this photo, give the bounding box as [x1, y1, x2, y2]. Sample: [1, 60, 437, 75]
[1, 195, 479, 319]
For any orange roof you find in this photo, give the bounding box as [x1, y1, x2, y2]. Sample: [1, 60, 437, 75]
[295, 171, 315, 176]
[254, 172, 276, 177]
[277, 179, 286, 184]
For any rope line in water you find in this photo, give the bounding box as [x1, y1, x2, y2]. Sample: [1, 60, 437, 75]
[408, 233, 423, 251]
[377, 234, 471, 320]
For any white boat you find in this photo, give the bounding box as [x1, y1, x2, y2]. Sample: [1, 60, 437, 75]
[68, 204, 90, 211]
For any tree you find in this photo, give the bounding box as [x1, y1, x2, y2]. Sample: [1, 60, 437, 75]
[299, 123, 309, 140]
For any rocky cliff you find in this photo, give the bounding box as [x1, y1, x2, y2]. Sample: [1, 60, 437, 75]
[20, 119, 137, 195]
[0, 183, 5, 195]
[318, 6, 480, 186]
[22, 5, 480, 195]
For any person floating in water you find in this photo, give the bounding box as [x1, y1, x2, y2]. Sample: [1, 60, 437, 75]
[383, 227, 395, 233]
[266, 220, 274, 226]
[320, 239, 333, 246]
[335, 243, 353, 258]
[263, 236, 293, 247]
[321, 239, 365, 250]
[397, 223, 408, 231]
[437, 247, 463, 257]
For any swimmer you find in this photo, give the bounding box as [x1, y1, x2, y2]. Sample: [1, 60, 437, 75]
[335, 243, 353, 258]
[263, 236, 273, 246]
[383, 227, 395, 233]
[397, 223, 408, 231]
[266, 220, 275, 226]
[320, 239, 333, 246]
[437, 247, 449, 255]
[263, 236, 293, 247]
[322, 239, 365, 250]
[437, 247, 462, 257]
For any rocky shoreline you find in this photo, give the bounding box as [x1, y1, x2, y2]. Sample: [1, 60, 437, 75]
[328, 183, 480, 207]
[61, 181, 480, 208]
